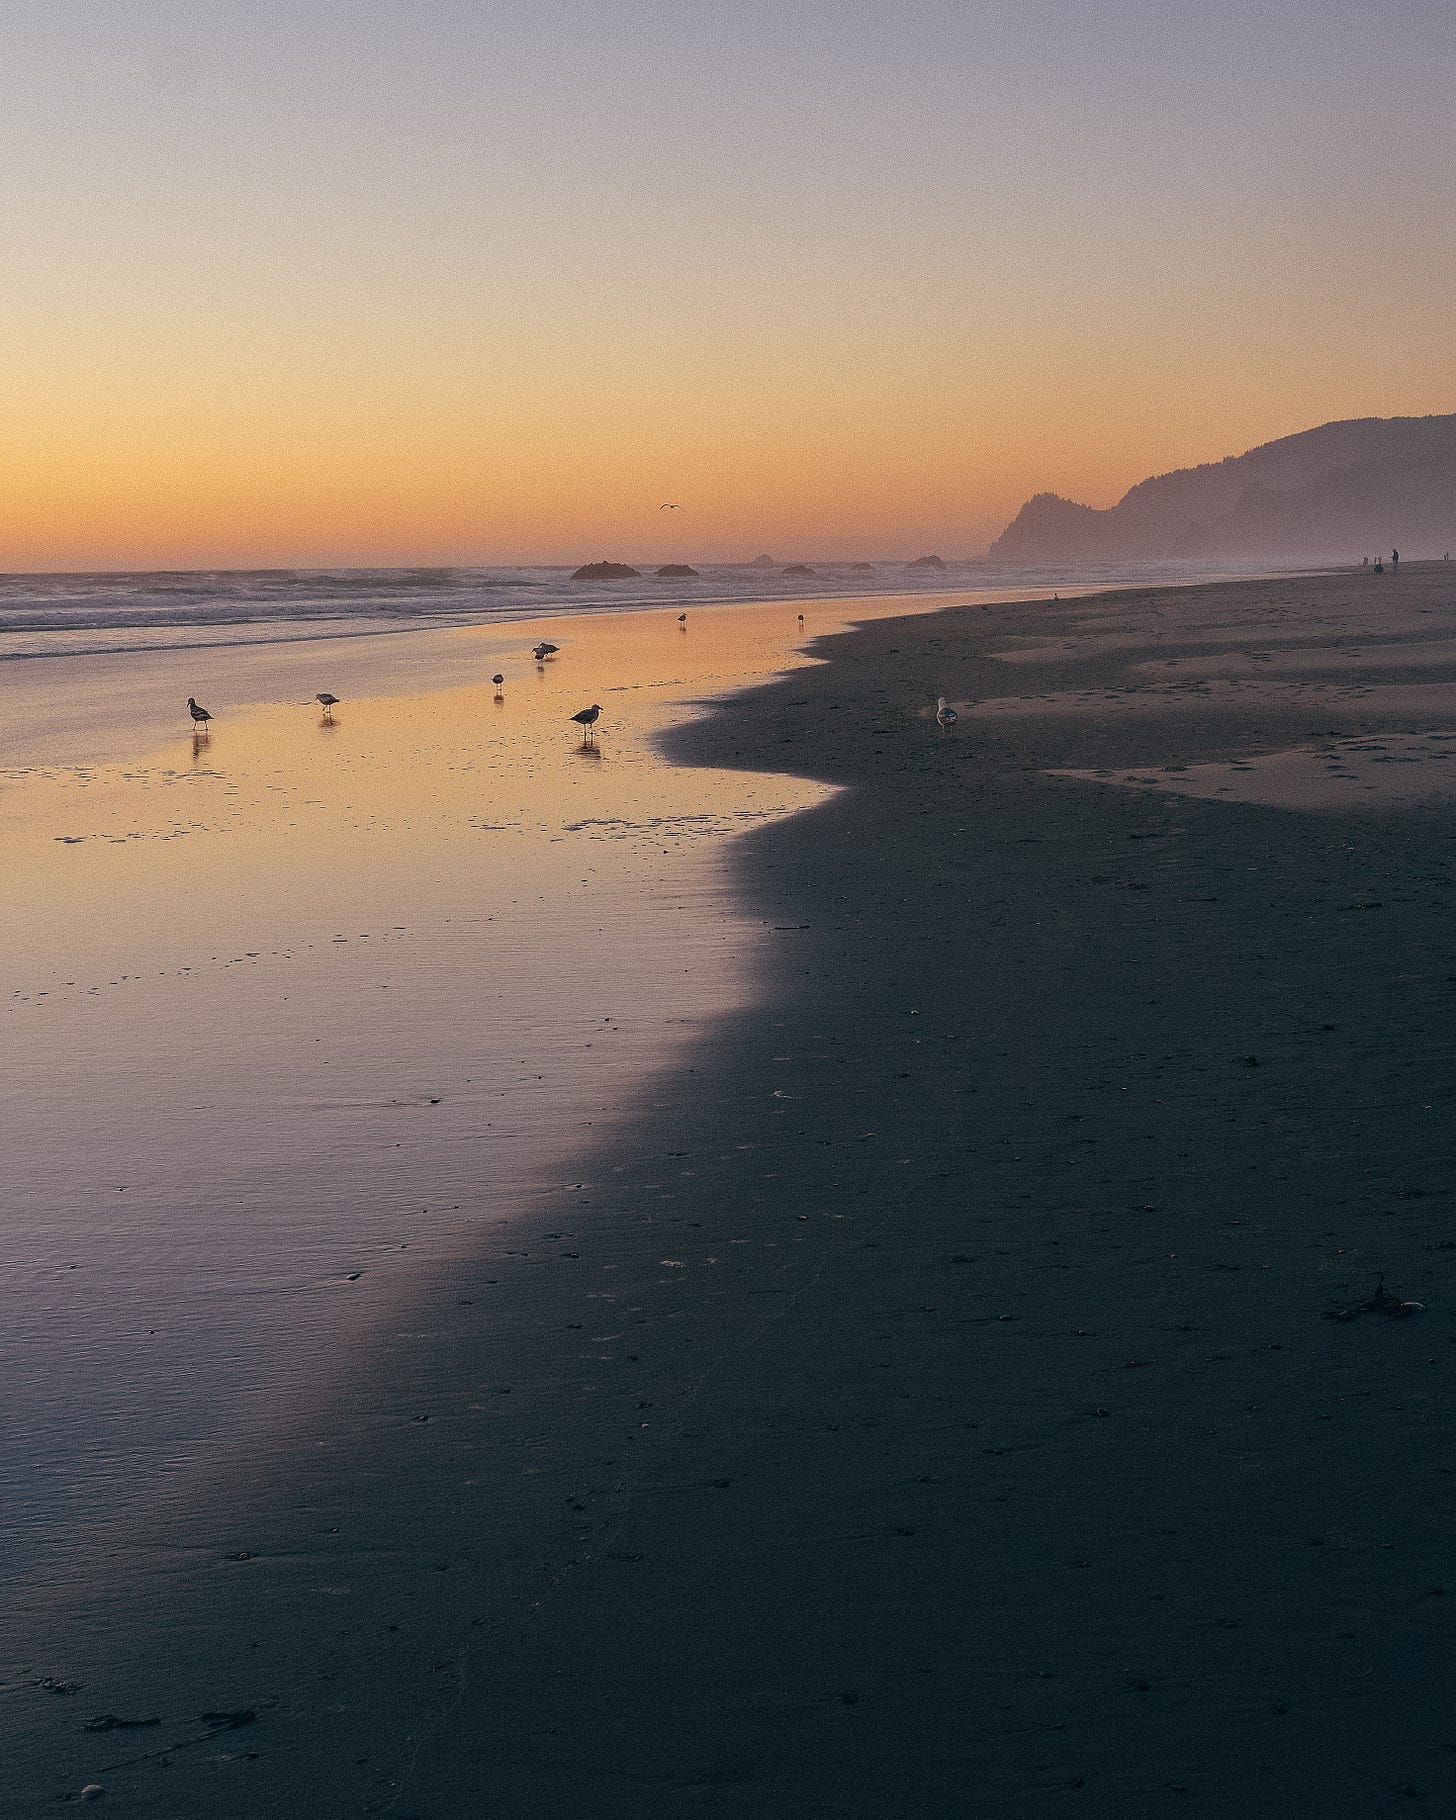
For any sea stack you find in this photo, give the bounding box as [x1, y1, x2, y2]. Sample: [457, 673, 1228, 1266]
[571, 560, 642, 580]
[908, 554, 946, 569]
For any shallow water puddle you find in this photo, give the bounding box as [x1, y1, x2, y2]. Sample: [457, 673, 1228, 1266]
[1049, 731, 1456, 810]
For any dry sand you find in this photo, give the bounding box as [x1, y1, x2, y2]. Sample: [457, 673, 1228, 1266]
[5, 565, 1456, 1815]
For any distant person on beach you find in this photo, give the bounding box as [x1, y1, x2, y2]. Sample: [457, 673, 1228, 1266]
[1392, 549, 1400, 568]
[1375, 560, 1385, 573]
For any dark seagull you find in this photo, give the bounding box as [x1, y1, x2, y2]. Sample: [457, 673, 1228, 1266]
[316, 692, 339, 719]
[187, 697, 212, 729]
[492, 673, 505, 696]
[570, 704, 602, 742]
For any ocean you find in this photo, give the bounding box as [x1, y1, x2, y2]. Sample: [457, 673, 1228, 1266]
[0, 557, 1242, 662]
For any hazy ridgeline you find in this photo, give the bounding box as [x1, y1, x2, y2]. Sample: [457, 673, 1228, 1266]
[991, 413, 1456, 566]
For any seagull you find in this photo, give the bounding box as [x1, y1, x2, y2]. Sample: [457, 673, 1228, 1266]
[660, 503, 680, 510]
[316, 692, 339, 719]
[936, 697, 958, 726]
[570, 704, 602, 741]
[533, 641, 559, 660]
[797, 613, 804, 625]
[677, 612, 687, 626]
[187, 697, 212, 728]
[492, 673, 505, 695]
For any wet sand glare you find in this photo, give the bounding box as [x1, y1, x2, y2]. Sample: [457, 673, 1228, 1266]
[1, 596, 910, 1577]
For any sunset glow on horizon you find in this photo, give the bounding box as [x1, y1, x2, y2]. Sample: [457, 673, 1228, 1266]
[3, 0, 1454, 572]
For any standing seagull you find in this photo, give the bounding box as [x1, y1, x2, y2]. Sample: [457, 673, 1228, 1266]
[316, 692, 339, 720]
[936, 697, 958, 726]
[677, 612, 687, 627]
[492, 673, 505, 697]
[187, 697, 212, 730]
[570, 704, 602, 743]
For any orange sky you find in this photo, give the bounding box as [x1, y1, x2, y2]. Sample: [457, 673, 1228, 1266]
[3, 3, 1453, 570]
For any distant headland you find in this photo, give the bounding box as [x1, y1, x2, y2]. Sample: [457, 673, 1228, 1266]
[988, 413, 1456, 564]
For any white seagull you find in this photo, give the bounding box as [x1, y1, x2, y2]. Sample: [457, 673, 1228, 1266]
[936, 697, 958, 726]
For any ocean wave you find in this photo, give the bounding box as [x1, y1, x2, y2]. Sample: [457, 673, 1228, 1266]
[0, 560, 1247, 661]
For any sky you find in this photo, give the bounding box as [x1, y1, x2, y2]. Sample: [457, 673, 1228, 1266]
[2, 0, 1453, 570]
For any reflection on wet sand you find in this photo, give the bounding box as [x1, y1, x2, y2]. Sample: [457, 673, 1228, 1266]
[0, 591, 953, 1580]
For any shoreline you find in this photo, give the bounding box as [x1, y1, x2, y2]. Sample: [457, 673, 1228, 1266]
[0, 563, 1286, 668]
[6, 565, 1456, 1814]
[0, 585, 976, 771]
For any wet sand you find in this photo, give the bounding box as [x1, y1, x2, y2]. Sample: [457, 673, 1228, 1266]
[5, 565, 1456, 1814]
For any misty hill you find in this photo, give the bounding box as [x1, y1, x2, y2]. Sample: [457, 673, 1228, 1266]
[988, 415, 1456, 564]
